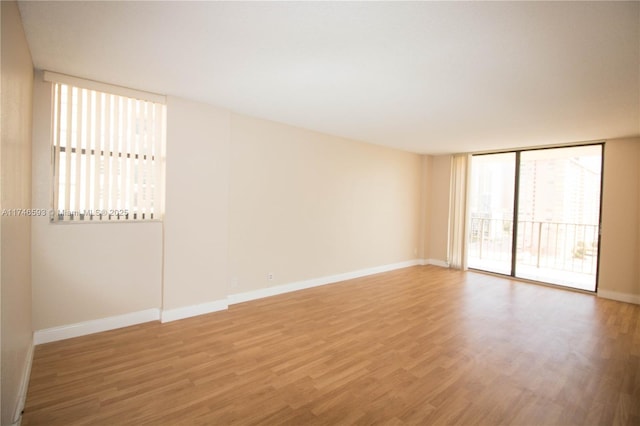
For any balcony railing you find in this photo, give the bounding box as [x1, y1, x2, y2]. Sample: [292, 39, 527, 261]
[468, 218, 599, 275]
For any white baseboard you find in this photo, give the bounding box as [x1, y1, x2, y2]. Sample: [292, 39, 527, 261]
[32, 259, 423, 343]
[33, 308, 160, 345]
[424, 259, 449, 268]
[228, 259, 421, 305]
[597, 289, 640, 305]
[11, 340, 34, 425]
[161, 299, 228, 323]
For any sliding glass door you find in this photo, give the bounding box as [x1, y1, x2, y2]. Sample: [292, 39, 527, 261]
[468, 153, 515, 275]
[467, 144, 602, 291]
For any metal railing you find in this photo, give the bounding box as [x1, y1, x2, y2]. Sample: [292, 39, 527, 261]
[468, 218, 599, 275]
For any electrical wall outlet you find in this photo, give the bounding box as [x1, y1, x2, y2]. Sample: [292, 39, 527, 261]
[267, 273, 274, 281]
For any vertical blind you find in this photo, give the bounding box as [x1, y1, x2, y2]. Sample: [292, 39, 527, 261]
[49, 74, 166, 222]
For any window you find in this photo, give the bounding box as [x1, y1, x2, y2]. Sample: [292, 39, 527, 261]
[47, 72, 166, 222]
[466, 144, 603, 291]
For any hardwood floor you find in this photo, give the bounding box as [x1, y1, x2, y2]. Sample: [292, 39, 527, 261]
[23, 266, 640, 425]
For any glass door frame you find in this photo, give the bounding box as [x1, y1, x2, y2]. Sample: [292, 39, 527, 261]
[469, 142, 605, 293]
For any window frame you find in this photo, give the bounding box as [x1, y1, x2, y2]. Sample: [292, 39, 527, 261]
[46, 71, 167, 224]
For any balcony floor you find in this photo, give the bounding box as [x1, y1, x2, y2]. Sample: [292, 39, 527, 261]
[468, 258, 596, 291]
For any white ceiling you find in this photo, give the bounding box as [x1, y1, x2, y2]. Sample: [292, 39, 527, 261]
[18, 1, 640, 154]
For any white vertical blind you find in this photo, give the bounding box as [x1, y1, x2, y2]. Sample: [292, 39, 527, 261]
[74, 88, 83, 214]
[52, 84, 62, 217]
[120, 98, 129, 214]
[93, 91, 103, 214]
[103, 93, 112, 218]
[127, 99, 136, 214]
[51, 80, 166, 222]
[84, 90, 93, 213]
[64, 86, 72, 215]
[152, 103, 163, 217]
[140, 101, 149, 218]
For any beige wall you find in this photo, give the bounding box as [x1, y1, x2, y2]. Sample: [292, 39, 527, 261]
[426, 155, 452, 264]
[598, 138, 640, 300]
[31, 73, 162, 330]
[419, 155, 431, 260]
[229, 114, 422, 293]
[163, 97, 230, 309]
[1, 1, 33, 424]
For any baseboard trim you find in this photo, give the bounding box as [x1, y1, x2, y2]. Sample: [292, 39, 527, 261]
[424, 259, 449, 268]
[11, 340, 34, 425]
[161, 299, 229, 323]
[31, 260, 424, 342]
[228, 259, 421, 305]
[33, 308, 160, 345]
[597, 289, 640, 305]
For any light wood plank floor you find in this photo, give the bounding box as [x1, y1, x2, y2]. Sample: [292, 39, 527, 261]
[23, 266, 640, 425]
